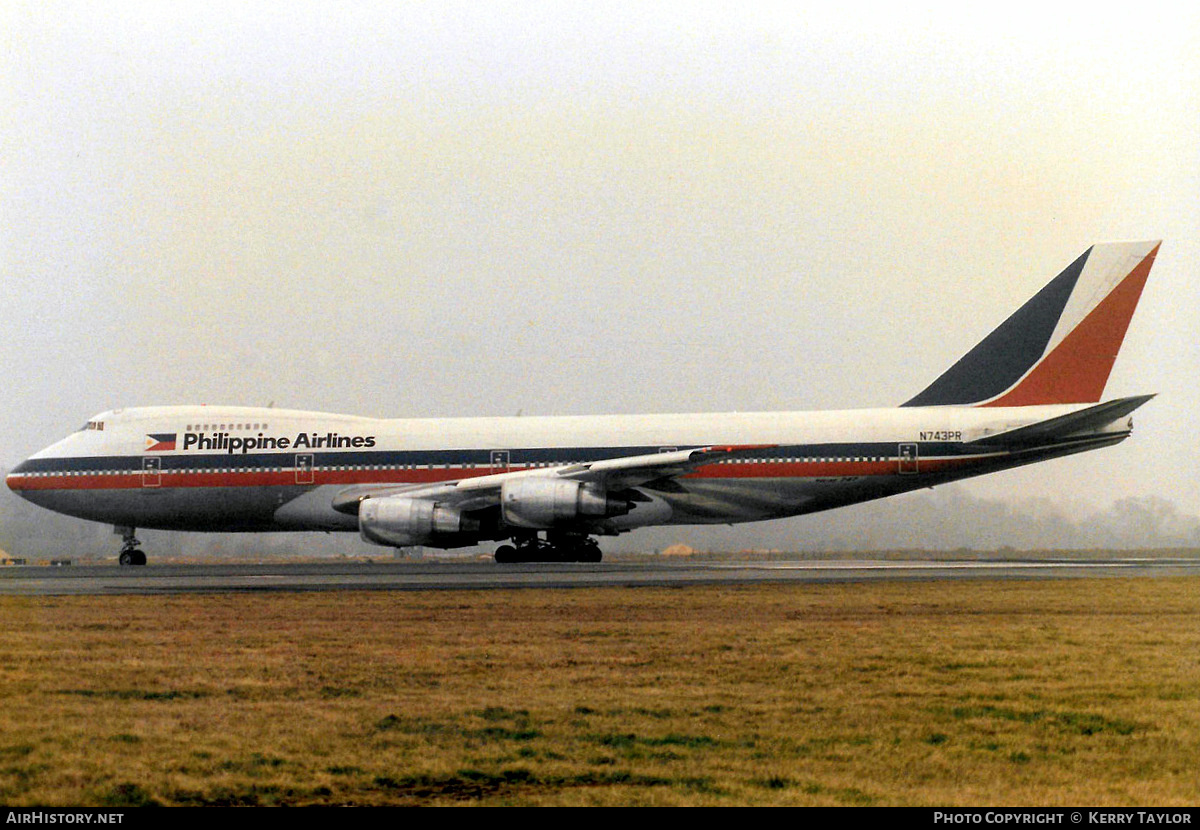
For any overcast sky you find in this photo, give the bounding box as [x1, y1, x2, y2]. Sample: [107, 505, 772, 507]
[3, 2, 1198, 537]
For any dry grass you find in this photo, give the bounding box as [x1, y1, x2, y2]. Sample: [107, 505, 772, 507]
[0, 577, 1198, 806]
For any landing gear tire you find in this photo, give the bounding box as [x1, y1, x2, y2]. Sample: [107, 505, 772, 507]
[564, 538, 602, 563]
[116, 526, 147, 566]
[494, 534, 603, 563]
[118, 549, 146, 567]
[548, 532, 602, 563]
[579, 541, 602, 563]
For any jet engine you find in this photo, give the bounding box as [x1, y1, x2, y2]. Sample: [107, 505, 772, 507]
[501, 478, 630, 528]
[359, 496, 480, 548]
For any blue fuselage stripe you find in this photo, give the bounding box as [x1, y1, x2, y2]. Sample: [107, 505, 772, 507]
[12, 441, 977, 476]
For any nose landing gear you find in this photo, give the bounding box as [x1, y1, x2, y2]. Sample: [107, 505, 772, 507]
[116, 526, 147, 566]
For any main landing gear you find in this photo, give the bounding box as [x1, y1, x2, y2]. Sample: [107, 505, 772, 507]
[116, 526, 147, 567]
[494, 531, 602, 563]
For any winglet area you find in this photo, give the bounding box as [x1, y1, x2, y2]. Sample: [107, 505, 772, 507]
[903, 241, 1160, 407]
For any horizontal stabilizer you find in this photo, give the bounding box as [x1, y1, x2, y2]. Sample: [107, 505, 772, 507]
[966, 394, 1155, 449]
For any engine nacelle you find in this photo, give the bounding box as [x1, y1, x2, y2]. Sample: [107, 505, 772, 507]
[501, 478, 629, 529]
[359, 496, 479, 548]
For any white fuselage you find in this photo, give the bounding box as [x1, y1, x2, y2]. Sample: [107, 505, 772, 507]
[6, 402, 1128, 539]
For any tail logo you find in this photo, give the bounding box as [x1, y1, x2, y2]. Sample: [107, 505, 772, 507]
[904, 241, 1160, 407]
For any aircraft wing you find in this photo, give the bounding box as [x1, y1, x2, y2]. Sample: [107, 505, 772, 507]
[462, 443, 773, 492]
[331, 443, 775, 516]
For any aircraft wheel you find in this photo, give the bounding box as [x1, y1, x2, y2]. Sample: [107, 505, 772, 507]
[119, 549, 147, 566]
[494, 544, 518, 563]
[556, 539, 601, 562]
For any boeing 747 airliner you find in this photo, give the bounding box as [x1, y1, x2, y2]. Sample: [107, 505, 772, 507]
[6, 240, 1160, 564]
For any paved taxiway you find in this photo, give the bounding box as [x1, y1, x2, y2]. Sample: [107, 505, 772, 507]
[2, 556, 1199, 595]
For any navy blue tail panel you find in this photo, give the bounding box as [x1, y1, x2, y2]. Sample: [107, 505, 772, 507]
[902, 247, 1090, 407]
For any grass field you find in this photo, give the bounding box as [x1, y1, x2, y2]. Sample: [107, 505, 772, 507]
[1, 577, 1198, 806]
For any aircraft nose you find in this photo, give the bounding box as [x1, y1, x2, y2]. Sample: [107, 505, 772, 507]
[6, 460, 32, 496]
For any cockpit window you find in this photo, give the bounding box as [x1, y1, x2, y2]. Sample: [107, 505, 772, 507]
[80, 420, 105, 432]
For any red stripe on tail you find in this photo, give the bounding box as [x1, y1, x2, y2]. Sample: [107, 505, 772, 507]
[984, 243, 1158, 407]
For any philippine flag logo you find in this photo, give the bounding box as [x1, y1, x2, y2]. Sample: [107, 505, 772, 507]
[145, 433, 177, 452]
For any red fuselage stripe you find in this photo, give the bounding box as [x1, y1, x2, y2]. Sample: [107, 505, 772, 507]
[6, 457, 985, 492]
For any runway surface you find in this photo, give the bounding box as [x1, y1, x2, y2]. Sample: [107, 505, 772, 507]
[2, 555, 1199, 595]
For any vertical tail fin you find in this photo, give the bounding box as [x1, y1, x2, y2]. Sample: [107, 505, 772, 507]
[903, 240, 1160, 407]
